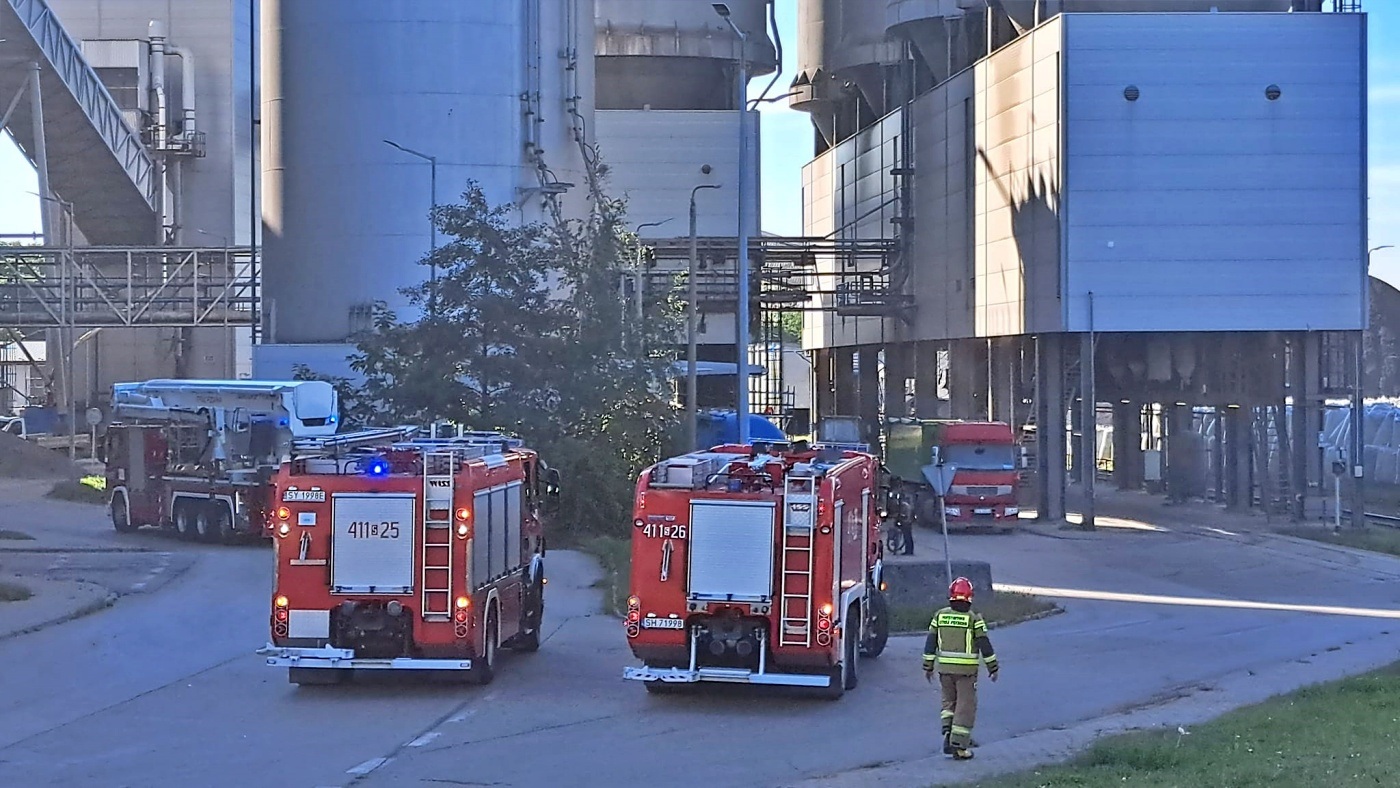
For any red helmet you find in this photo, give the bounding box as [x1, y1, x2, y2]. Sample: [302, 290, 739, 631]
[949, 577, 974, 602]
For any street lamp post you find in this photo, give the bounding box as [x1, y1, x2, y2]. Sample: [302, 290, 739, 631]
[713, 3, 752, 445]
[633, 219, 672, 341]
[383, 139, 439, 317]
[689, 184, 722, 451]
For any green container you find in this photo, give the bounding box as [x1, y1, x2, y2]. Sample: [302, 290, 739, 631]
[884, 420, 942, 485]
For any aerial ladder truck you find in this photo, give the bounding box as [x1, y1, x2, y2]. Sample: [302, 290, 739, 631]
[102, 379, 340, 542]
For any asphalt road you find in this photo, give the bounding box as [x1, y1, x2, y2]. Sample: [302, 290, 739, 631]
[2, 492, 1400, 787]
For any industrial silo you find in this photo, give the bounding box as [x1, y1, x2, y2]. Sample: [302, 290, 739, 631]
[592, 0, 775, 238]
[256, 0, 595, 378]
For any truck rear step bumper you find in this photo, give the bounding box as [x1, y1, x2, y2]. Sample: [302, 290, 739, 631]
[258, 644, 471, 671]
[623, 665, 830, 687]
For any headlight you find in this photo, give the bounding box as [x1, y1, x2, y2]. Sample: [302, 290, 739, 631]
[1004, 507, 1019, 517]
[944, 506, 962, 517]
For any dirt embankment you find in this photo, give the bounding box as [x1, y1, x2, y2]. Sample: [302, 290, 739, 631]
[0, 432, 85, 479]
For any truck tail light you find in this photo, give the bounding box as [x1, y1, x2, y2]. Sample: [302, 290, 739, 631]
[454, 622, 468, 638]
[456, 507, 471, 522]
[272, 595, 289, 637]
[816, 603, 833, 647]
[457, 523, 470, 538]
[626, 595, 640, 638]
[276, 506, 290, 520]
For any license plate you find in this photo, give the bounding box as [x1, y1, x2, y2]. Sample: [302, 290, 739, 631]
[974, 508, 993, 515]
[641, 617, 685, 630]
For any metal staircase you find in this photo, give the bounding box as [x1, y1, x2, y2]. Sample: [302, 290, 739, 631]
[778, 475, 817, 648]
[1, 0, 158, 244]
[420, 451, 456, 620]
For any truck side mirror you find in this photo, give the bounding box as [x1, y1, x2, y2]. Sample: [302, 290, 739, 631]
[929, 446, 941, 466]
[544, 468, 562, 514]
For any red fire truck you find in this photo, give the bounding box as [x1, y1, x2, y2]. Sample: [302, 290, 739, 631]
[622, 442, 890, 698]
[102, 379, 340, 542]
[257, 429, 558, 685]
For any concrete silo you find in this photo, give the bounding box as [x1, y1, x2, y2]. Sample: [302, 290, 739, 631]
[591, 1, 776, 411]
[592, 0, 775, 239]
[255, 0, 595, 379]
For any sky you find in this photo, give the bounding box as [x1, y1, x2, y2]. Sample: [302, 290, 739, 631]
[1, 1, 1398, 280]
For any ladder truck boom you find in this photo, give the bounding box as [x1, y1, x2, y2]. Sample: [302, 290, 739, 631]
[102, 379, 342, 543]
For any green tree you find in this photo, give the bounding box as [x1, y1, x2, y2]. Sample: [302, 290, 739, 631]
[300, 180, 682, 535]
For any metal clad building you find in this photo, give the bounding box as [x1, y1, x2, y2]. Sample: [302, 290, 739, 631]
[1061, 13, 1366, 333]
[804, 11, 1366, 347]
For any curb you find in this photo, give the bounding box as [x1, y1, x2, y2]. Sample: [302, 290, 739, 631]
[0, 586, 118, 641]
[0, 545, 156, 554]
[889, 604, 1065, 636]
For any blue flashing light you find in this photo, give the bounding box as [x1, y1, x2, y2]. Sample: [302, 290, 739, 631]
[365, 457, 390, 478]
[279, 418, 289, 427]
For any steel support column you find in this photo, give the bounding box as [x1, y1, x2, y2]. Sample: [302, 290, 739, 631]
[833, 348, 857, 415]
[884, 343, 910, 422]
[858, 346, 881, 447]
[1035, 333, 1066, 522]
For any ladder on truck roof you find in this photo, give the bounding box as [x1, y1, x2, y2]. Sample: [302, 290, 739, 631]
[291, 426, 420, 457]
[421, 451, 456, 620]
[779, 474, 819, 648]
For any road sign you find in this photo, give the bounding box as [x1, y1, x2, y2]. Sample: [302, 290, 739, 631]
[85, 408, 103, 427]
[921, 463, 958, 497]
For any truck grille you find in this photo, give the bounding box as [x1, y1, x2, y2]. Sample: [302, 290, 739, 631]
[967, 486, 999, 497]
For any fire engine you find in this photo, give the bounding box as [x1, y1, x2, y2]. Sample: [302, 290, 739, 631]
[257, 428, 558, 685]
[621, 442, 890, 698]
[102, 379, 339, 542]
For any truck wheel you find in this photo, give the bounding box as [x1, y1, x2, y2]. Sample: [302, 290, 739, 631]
[512, 571, 544, 653]
[175, 502, 199, 540]
[202, 503, 230, 544]
[474, 611, 498, 685]
[111, 495, 136, 533]
[860, 591, 890, 659]
[842, 607, 860, 691]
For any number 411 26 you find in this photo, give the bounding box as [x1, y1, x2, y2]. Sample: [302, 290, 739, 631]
[642, 523, 686, 539]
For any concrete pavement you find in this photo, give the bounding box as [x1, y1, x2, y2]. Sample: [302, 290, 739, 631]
[0, 578, 114, 640]
[2, 481, 1400, 786]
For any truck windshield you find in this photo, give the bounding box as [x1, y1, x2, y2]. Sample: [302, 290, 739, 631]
[941, 443, 1015, 471]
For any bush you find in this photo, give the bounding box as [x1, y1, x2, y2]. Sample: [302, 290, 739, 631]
[47, 479, 107, 505]
[0, 580, 33, 603]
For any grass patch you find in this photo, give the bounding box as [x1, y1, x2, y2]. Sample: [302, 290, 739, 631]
[1281, 525, 1400, 558]
[0, 580, 33, 603]
[889, 592, 1060, 634]
[577, 535, 630, 617]
[45, 478, 107, 505]
[0, 529, 35, 541]
[972, 662, 1400, 788]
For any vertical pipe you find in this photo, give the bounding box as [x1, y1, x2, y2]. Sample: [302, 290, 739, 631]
[688, 185, 719, 450]
[1080, 294, 1096, 529]
[28, 63, 53, 244]
[736, 47, 751, 444]
[1350, 329, 1365, 526]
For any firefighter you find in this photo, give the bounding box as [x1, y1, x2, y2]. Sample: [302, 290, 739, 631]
[922, 577, 999, 760]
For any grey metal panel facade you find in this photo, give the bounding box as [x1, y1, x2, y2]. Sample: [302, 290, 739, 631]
[1061, 12, 1366, 333]
[802, 10, 1364, 351]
